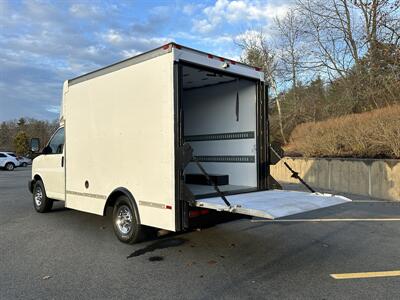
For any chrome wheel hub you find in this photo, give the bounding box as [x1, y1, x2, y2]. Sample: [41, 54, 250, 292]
[116, 205, 133, 235]
[34, 186, 43, 207]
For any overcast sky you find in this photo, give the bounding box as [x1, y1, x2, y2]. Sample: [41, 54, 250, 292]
[0, 0, 290, 122]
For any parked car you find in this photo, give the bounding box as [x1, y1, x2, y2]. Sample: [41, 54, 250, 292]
[0, 152, 20, 171]
[6, 152, 22, 166]
[18, 156, 32, 167]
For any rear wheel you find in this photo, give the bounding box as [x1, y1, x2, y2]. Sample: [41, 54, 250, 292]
[112, 195, 144, 244]
[22, 162, 28, 167]
[33, 180, 53, 213]
[5, 162, 14, 171]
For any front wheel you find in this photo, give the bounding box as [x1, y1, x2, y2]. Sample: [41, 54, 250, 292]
[112, 195, 144, 244]
[33, 180, 53, 213]
[22, 162, 28, 167]
[5, 162, 14, 171]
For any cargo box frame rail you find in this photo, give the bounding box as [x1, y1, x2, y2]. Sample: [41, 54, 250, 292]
[30, 43, 350, 244]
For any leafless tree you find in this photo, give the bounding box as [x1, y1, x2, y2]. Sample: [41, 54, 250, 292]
[296, 0, 361, 78]
[296, 0, 399, 78]
[354, 0, 400, 68]
[274, 8, 306, 98]
[236, 30, 287, 144]
[235, 0, 399, 149]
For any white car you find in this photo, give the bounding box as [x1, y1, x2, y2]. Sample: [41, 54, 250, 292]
[18, 156, 32, 167]
[0, 152, 20, 171]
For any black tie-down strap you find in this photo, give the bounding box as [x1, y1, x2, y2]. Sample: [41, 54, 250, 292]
[283, 161, 316, 193]
[191, 156, 232, 208]
[269, 145, 316, 193]
[178, 143, 231, 208]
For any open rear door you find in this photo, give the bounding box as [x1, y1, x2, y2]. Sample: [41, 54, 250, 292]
[195, 190, 351, 219]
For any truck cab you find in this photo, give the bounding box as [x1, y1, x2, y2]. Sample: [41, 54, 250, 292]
[30, 127, 65, 203]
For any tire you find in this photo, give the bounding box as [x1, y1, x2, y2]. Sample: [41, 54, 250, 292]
[5, 162, 14, 171]
[112, 195, 144, 244]
[33, 180, 53, 213]
[22, 162, 28, 167]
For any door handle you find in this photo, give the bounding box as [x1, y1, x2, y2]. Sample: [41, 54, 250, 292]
[61, 156, 64, 167]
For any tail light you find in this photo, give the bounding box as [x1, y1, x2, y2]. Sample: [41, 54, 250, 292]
[189, 209, 210, 218]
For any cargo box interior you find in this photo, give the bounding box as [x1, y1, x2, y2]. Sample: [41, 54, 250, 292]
[181, 65, 258, 197]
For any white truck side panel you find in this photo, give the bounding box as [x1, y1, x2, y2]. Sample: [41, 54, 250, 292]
[64, 53, 176, 231]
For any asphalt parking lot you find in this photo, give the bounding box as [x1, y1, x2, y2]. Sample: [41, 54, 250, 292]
[1, 167, 400, 299]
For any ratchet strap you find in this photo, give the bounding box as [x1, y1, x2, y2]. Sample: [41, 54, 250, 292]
[269, 145, 316, 193]
[192, 156, 232, 208]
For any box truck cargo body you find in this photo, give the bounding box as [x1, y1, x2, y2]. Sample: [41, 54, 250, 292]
[29, 43, 350, 243]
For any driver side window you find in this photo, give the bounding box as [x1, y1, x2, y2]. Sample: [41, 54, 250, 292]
[48, 127, 65, 154]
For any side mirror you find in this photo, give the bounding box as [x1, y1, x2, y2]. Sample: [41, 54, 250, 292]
[30, 138, 40, 153]
[42, 145, 53, 155]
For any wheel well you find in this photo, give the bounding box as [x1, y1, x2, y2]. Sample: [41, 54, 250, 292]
[103, 188, 140, 223]
[33, 174, 42, 182]
[32, 175, 43, 188]
[29, 175, 43, 193]
[104, 191, 124, 215]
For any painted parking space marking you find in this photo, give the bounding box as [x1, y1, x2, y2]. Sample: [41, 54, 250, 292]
[251, 218, 400, 223]
[331, 270, 400, 279]
[352, 200, 397, 203]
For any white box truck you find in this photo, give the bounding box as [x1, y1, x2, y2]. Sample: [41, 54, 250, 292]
[29, 43, 350, 243]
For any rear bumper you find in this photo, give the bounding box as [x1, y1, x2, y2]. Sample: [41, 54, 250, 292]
[28, 180, 34, 193]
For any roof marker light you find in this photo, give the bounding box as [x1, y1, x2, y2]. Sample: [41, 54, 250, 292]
[255, 67, 262, 71]
[219, 57, 225, 62]
[222, 62, 230, 69]
[162, 44, 170, 50]
[208, 54, 214, 59]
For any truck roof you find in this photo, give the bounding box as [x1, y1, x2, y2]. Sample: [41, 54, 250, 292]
[68, 43, 263, 86]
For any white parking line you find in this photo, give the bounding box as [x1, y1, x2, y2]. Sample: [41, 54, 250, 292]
[352, 200, 397, 203]
[251, 218, 400, 223]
